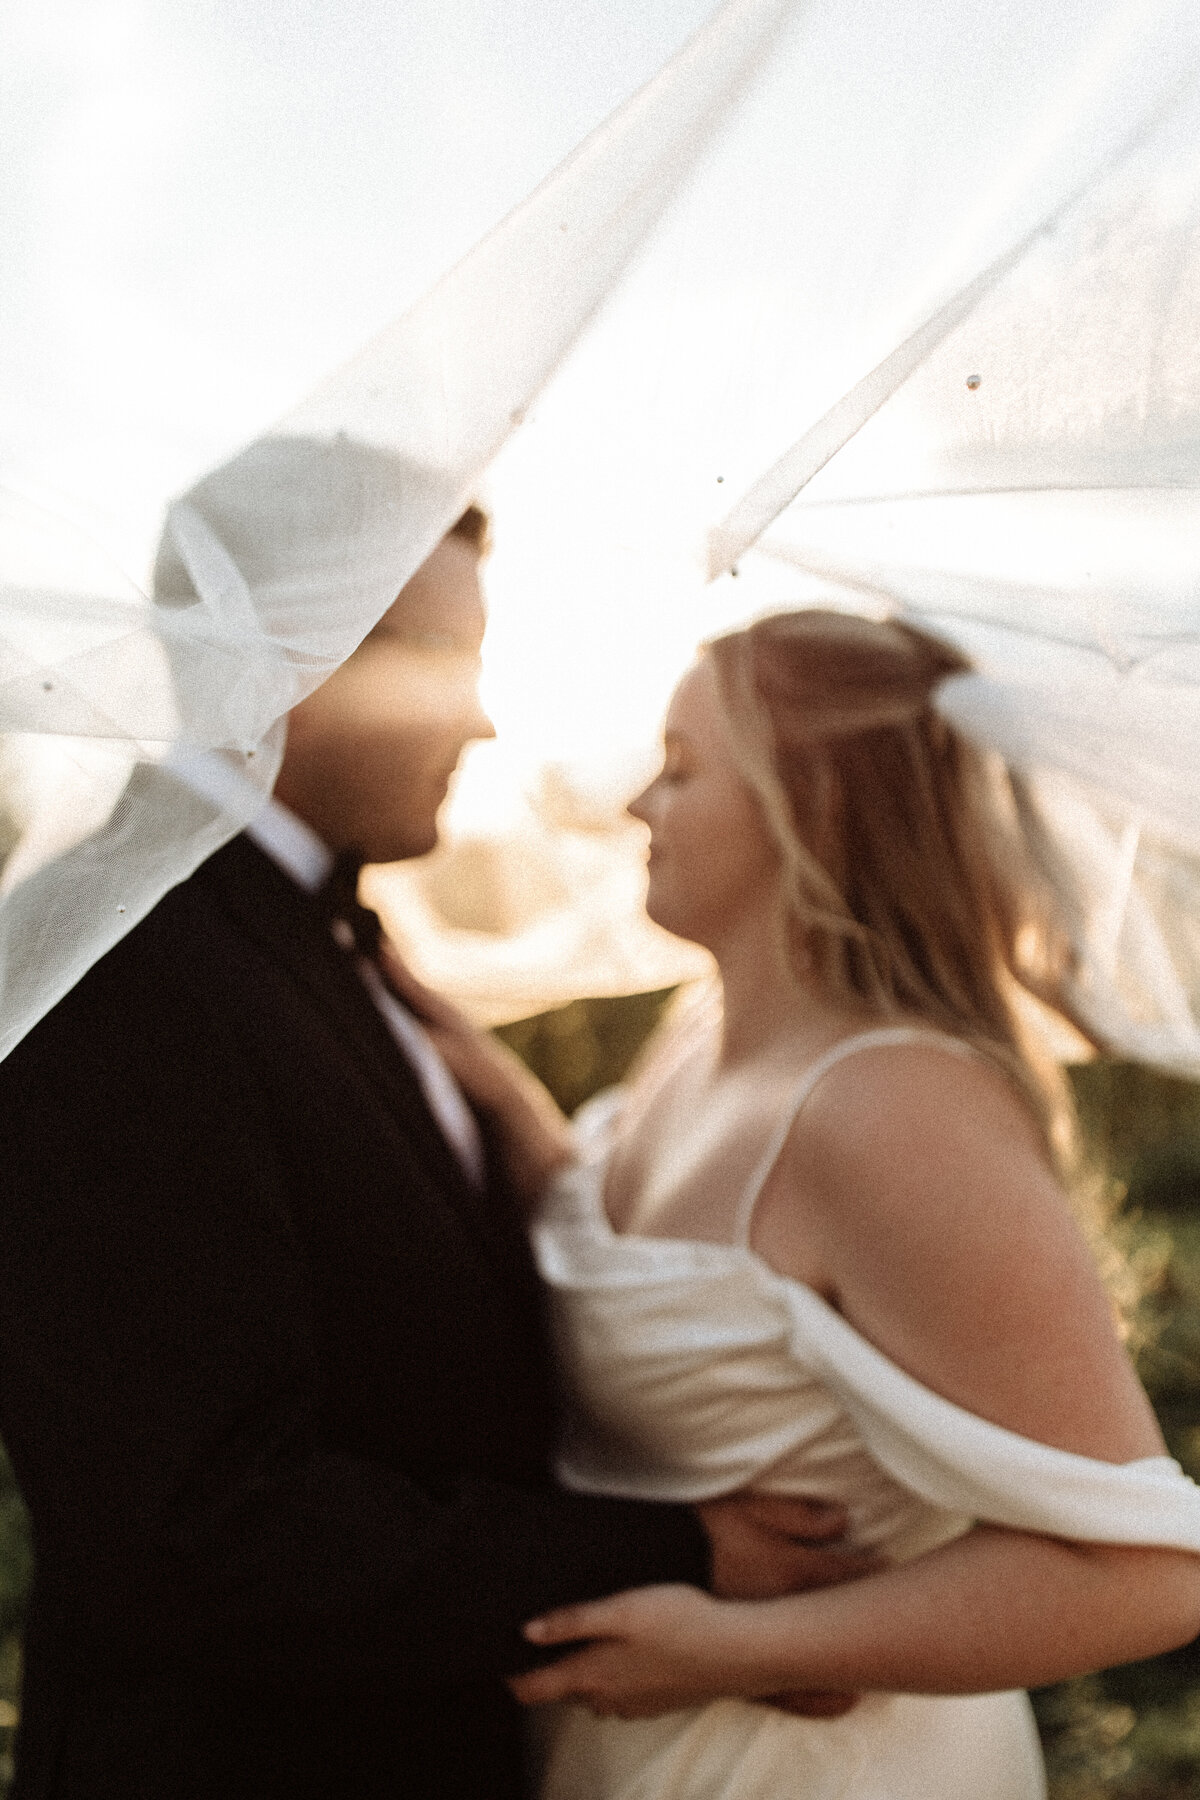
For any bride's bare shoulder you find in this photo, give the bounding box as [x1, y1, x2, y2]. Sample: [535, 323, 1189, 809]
[780, 1033, 1057, 1277]
[763, 1035, 1161, 1458]
[803, 1033, 1046, 1173]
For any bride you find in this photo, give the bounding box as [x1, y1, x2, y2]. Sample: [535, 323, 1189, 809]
[391, 606, 1200, 1799]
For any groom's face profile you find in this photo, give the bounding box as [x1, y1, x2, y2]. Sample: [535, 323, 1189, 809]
[274, 530, 494, 862]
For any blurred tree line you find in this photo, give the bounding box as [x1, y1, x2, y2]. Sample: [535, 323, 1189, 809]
[1, 997, 1200, 1794]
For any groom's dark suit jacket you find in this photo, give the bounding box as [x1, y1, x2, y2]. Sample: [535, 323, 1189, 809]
[0, 834, 707, 1800]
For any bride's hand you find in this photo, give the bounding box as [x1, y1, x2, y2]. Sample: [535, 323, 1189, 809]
[379, 942, 573, 1206]
[510, 1585, 790, 1719]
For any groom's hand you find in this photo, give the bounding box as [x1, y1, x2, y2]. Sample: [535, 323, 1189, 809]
[695, 1493, 880, 1601]
[694, 1493, 879, 1720]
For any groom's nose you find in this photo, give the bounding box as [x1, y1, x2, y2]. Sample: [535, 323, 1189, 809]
[455, 679, 495, 748]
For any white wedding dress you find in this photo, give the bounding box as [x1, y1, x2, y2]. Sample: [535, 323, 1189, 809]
[529, 1028, 1200, 1800]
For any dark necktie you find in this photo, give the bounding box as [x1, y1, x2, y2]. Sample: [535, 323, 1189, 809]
[315, 849, 488, 1191]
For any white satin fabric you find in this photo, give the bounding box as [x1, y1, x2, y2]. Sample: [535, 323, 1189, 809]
[529, 1034, 1200, 1799]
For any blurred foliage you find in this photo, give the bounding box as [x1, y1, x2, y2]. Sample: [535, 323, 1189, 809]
[495, 987, 678, 1116]
[3, 1025, 1200, 1795]
[1028, 1067, 1200, 1797]
[1072, 1063, 1200, 1216]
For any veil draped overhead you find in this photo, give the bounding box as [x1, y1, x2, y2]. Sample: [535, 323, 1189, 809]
[2, 0, 1199, 1067]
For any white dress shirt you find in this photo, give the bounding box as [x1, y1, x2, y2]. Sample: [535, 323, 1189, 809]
[241, 797, 487, 1189]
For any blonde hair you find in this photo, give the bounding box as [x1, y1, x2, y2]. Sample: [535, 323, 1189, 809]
[705, 609, 1095, 1166]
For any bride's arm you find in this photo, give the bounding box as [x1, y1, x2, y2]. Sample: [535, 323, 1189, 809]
[508, 1045, 1200, 1711]
[511, 1528, 1200, 1716]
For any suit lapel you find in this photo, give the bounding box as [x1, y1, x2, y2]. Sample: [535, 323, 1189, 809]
[194, 835, 523, 1274]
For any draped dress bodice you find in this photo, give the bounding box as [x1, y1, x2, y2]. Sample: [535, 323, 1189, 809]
[528, 1030, 1200, 1800]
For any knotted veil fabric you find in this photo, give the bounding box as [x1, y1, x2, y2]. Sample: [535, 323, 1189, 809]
[2, 0, 1200, 1066]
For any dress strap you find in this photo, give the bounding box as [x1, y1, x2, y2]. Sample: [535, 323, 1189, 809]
[731, 1026, 977, 1248]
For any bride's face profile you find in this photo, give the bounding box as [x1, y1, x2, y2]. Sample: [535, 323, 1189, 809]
[628, 657, 779, 951]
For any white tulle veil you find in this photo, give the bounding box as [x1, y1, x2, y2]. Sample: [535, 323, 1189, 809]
[2, 0, 1200, 1070]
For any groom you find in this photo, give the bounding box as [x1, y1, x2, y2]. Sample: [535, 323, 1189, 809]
[0, 503, 862, 1800]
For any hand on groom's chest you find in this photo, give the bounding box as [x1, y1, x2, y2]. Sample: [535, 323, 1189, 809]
[170, 831, 558, 1486]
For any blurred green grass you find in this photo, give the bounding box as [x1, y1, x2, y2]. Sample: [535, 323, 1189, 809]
[1, 1006, 1199, 1796]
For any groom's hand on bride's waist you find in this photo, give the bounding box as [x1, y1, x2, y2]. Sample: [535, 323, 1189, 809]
[693, 1493, 879, 1721]
[694, 1493, 881, 1601]
[512, 1500, 880, 1720]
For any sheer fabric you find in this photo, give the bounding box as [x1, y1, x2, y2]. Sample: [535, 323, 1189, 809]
[0, 0, 790, 1057]
[2, 0, 1199, 1061]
